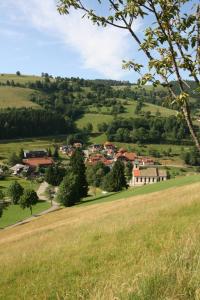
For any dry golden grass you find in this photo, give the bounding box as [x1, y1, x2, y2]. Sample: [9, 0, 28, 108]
[1, 183, 200, 299]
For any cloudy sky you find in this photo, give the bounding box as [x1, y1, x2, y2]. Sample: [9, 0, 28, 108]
[0, 0, 145, 81]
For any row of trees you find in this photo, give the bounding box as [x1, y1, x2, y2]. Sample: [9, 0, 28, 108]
[105, 115, 190, 144]
[0, 108, 74, 140]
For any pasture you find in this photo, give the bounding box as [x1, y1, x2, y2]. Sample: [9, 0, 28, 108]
[1, 180, 200, 299]
[0, 86, 40, 109]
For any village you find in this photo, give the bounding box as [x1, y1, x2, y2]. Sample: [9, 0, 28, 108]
[8, 141, 168, 188]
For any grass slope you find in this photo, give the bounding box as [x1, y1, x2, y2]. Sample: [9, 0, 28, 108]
[1, 180, 200, 299]
[81, 174, 200, 206]
[0, 86, 40, 109]
[0, 74, 42, 84]
[77, 100, 176, 133]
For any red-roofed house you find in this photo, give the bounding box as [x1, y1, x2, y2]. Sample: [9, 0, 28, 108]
[23, 157, 54, 168]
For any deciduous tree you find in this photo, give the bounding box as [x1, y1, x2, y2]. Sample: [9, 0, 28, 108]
[20, 189, 39, 215]
[58, 0, 200, 151]
[7, 181, 24, 205]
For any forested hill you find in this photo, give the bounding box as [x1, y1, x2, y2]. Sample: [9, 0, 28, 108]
[0, 73, 198, 143]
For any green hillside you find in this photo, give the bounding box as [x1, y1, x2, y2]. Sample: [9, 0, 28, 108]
[0, 86, 41, 109]
[1, 180, 200, 299]
[77, 100, 176, 133]
[0, 73, 42, 84]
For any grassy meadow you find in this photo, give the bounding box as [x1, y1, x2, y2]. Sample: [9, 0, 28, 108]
[0, 73, 42, 84]
[0, 86, 41, 109]
[0, 135, 67, 162]
[1, 180, 200, 299]
[0, 201, 51, 229]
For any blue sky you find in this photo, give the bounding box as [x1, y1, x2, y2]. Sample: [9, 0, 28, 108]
[0, 0, 143, 81]
[0, 1, 197, 81]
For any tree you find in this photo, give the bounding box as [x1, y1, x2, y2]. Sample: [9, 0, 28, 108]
[45, 165, 65, 186]
[8, 152, 20, 166]
[19, 148, 24, 162]
[86, 161, 110, 187]
[53, 146, 59, 159]
[0, 190, 5, 218]
[125, 161, 133, 182]
[102, 161, 127, 192]
[70, 149, 88, 197]
[16, 71, 21, 76]
[7, 181, 24, 205]
[20, 189, 39, 215]
[45, 185, 54, 206]
[58, 1, 200, 151]
[57, 173, 79, 207]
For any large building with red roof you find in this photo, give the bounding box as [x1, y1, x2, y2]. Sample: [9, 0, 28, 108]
[23, 157, 54, 168]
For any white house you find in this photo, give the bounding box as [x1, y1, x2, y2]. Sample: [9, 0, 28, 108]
[129, 164, 167, 187]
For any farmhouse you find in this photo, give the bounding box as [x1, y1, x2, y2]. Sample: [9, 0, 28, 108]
[24, 149, 47, 158]
[23, 157, 54, 168]
[10, 164, 29, 175]
[129, 164, 167, 187]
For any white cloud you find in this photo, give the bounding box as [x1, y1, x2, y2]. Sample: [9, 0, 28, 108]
[2, 0, 141, 79]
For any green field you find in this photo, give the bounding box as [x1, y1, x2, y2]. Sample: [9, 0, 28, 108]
[1, 179, 200, 298]
[77, 100, 176, 134]
[76, 113, 113, 132]
[0, 135, 67, 162]
[0, 86, 40, 109]
[0, 176, 39, 192]
[0, 201, 51, 229]
[0, 73, 42, 84]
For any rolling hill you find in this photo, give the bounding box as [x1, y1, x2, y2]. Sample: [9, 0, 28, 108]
[1, 180, 200, 299]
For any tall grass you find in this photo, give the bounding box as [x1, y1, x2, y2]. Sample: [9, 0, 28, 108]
[0, 182, 200, 299]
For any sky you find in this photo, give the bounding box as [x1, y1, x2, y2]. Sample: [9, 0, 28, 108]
[0, 0, 143, 81]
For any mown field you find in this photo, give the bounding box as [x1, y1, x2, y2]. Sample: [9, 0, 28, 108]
[0, 86, 41, 109]
[1, 179, 200, 299]
[0, 201, 51, 229]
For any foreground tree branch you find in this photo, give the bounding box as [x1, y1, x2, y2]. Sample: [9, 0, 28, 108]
[58, 0, 200, 151]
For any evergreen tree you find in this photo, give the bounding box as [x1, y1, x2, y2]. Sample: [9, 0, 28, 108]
[57, 173, 80, 207]
[53, 146, 59, 159]
[125, 161, 133, 182]
[0, 190, 5, 218]
[70, 149, 88, 197]
[20, 189, 38, 215]
[102, 161, 127, 192]
[111, 160, 127, 191]
[45, 165, 65, 186]
[7, 181, 24, 204]
[8, 152, 20, 166]
[19, 148, 24, 162]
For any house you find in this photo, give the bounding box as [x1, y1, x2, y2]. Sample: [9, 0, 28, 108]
[104, 142, 116, 151]
[73, 142, 83, 148]
[10, 164, 29, 175]
[115, 150, 137, 162]
[23, 157, 54, 168]
[89, 144, 103, 153]
[24, 149, 48, 158]
[129, 164, 167, 187]
[86, 153, 114, 168]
